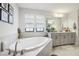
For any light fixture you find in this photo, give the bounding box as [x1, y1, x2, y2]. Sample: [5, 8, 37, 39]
[48, 20, 54, 24]
[53, 13, 64, 18]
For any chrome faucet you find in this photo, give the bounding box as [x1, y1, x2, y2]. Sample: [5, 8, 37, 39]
[13, 41, 18, 56]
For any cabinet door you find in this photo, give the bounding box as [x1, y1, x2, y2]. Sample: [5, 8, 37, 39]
[54, 35, 58, 46]
[51, 34, 55, 46]
[51, 33, 56, 46]
[54, 34, 58, 46]
[62, 34, 65, 44]
[68, 33, 73, 44]
[58, 34, 61, 45]
[55, 34, 61, 46]
[73, 33, 76, 43]
[63, 34, 68, 44]
[52, 34, 59, 46]
[66, 34, 69, 44]
[71, 34, 75, 43]
[61, 34, 64, 45]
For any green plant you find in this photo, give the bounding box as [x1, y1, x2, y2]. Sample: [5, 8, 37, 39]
[46, 28, 50, 32]
[50, 27, 56, 32]
[46, 24, 51, 32]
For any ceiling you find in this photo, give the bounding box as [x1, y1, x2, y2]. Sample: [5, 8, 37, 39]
[17, 3, 79, 13]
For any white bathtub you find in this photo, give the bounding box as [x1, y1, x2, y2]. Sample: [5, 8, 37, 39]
[8, 37, 52, 53]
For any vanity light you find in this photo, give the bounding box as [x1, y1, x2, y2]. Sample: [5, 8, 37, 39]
[53, 13, 64, 18]
[48, 20, 54, 24]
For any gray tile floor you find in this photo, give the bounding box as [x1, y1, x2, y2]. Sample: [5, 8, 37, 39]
[52, 45, 79, 56]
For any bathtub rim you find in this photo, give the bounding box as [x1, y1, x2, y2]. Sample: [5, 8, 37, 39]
[22, 37, 52, 56]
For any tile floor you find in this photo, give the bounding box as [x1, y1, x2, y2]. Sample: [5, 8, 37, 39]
[52, 45, 79, 56]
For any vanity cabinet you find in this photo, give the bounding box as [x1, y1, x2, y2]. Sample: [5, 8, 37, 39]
[51, 32, 76, 46]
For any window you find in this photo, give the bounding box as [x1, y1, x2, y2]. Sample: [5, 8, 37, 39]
[25, 15, 35, 32]
[36, 15, 45, 32]
[25, 14, 46, 32]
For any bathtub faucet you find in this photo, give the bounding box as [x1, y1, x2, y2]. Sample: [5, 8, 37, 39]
[13, 41, 18, 56]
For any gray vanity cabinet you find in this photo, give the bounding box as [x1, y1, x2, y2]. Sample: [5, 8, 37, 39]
[70, 33, 76, 43]
[52, 33, 62, 46]
[52, 34, 56, 46]
[54, 34, 59, 46]
[56, 34, 61, 46]
[51, 32, 76, 46]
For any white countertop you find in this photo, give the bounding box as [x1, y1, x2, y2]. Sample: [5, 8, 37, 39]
[49, 32, 76, 33]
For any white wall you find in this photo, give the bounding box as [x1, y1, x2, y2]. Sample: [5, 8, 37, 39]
[0, 3, 19, 50]
[0, 3, 19, 37]
[62, 11, 77, 32]
[76, 10, 79, 45]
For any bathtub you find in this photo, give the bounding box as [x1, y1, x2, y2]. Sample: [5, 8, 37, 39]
[8, 37, 52, 55]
